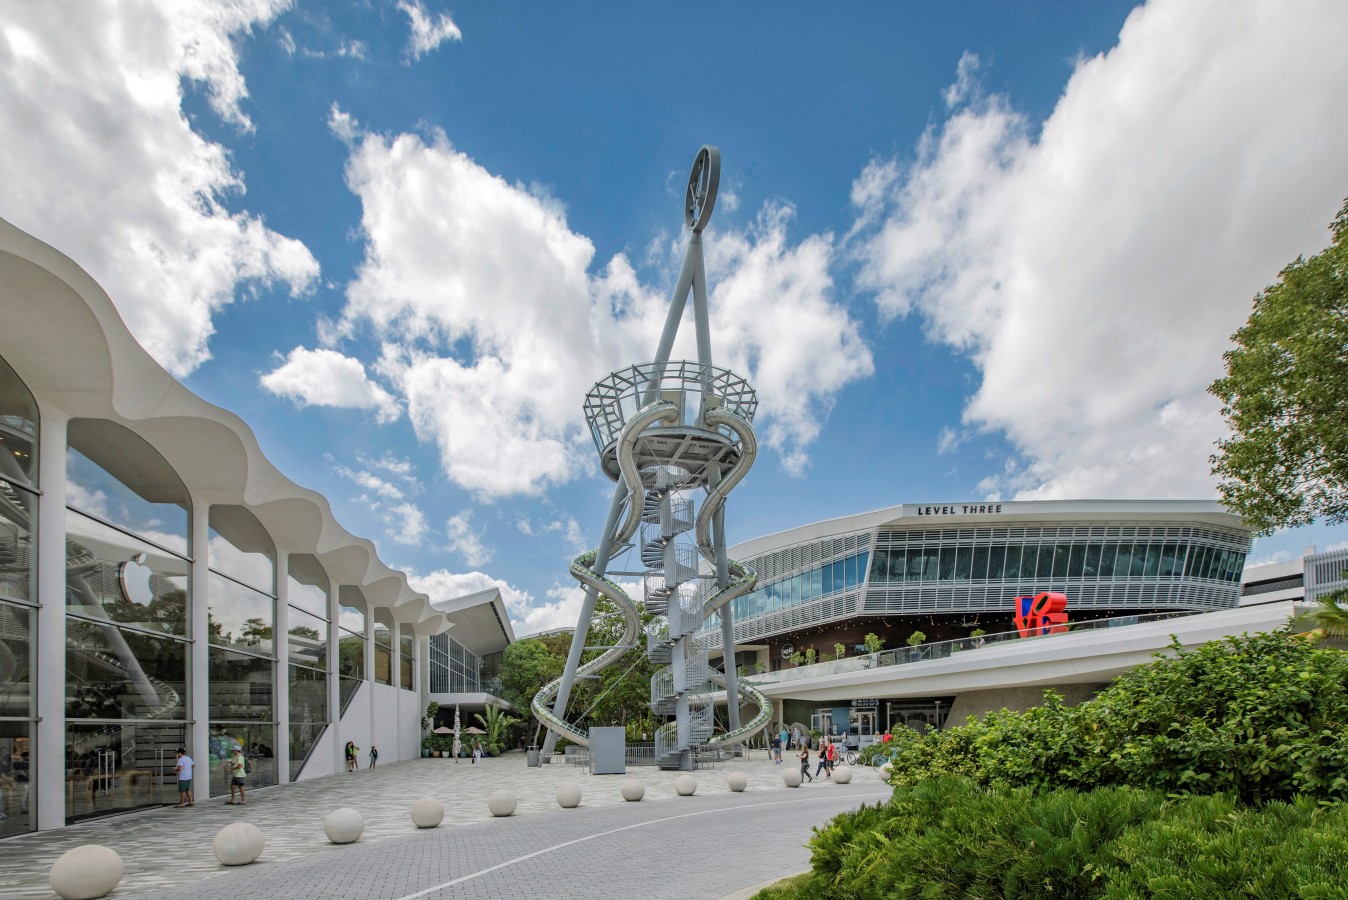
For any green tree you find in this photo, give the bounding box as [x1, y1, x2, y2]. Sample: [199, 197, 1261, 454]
[1210, 197, 1348, 532]
[863, 632, 884, 654]
[500, 638, 560, 713]
[833, 642, 846, 660]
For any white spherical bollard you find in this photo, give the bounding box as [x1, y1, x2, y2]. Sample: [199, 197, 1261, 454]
[556, 783, 582, 809]
[213, 822, 264, 866]
[674, 774, 697, 796]
[727, 772, 748, 792]
[324, 808, 365, 844]
[411, 797, 445, 828]
[833, 767, 853, 784]
[488, 790, 517, 817]
[49, 845, 124, 900]
[620, 779, 645, 802]
[783, 768, 802, 788]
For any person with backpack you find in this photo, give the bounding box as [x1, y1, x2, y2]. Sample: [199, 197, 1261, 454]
[368, 745, 378, 770]
[226, 747, 247, 805]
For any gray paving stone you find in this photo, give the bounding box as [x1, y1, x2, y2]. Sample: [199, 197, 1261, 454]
[0, 752, 888, 899]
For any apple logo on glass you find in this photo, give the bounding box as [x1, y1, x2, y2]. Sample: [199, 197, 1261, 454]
[118, 553, 154, 606]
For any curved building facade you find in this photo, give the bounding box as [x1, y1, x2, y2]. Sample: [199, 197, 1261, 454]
[701, 500, 1251, 670]
[0, 217, 448, 836]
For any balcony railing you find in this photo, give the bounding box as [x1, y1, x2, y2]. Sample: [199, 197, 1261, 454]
[748, 610, 1201, 685]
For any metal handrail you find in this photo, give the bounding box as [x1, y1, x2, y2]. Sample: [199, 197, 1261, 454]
[749, 610, 1202, 685]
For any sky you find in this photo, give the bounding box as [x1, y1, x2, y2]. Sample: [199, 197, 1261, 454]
[3, 0, 1347, 633]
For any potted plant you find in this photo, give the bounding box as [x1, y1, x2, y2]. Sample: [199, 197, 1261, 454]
[804, 648, 817, 666]
[906, 631, 926, 661]
[754, 661, 768, 675]
[862, 632, 884, 667]
[969, 628, 987, 648]
[834, 642, 846, 660]
[790, 651, 804, 667]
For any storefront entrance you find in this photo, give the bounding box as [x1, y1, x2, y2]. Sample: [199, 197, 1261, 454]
[65, 722, 186, 824]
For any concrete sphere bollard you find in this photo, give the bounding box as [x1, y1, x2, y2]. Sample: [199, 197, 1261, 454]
[411, 797, 445, 828]
[324, 808, 365, 844]
[783, 768, 803, 788]
[488, 790, 517, 817]
[727, 772, 748, 792]
[556, 783, 582, 809]
[674, 774, 697, 796]
[620, 779, 645, 802]
[833, 767, 853, 784]
[213, 822, 265, 866]
[49, 845, 124, 900]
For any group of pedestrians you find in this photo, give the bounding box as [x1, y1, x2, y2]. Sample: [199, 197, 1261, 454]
[345, 741, 378, 772]
[768, 727, 842, 782]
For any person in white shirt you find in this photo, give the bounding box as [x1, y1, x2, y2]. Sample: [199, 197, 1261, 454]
[175, 748, 195, 807]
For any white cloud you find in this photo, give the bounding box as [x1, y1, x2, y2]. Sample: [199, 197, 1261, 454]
[385, 502, 428, 546]
[446, 510, 492, 566]
[331, 453, 426, 546]
[942, 50, 981, 108]
[333, 129, 871, 497]
[396, 0, 462, 60]
[261, 347, 401, 423]
[0, 0, 319, 377]
[852, 0, 1348, 501]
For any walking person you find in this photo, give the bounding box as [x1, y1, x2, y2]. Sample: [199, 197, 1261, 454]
[225, 748, 247, 805]
[780, 726, 789, 752]
[798, 744, 812, 782]
[814, 740, 830, 779]
[825, 738, 837, 778]
[471, 740, 483, 764]
[771, 733, 782, 764]
[174, 747, 194, 807]
[344, 741, 356, 773]
[368, 745, 378, 770]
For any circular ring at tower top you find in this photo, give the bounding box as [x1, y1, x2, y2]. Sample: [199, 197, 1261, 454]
[685, 145, 720, 232]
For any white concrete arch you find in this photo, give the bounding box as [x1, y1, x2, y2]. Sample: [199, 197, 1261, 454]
[0, 215, 446, 634]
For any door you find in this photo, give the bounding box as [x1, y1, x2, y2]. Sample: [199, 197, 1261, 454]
[65, 722, 186, 824]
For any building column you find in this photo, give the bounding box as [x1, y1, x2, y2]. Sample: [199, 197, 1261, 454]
[274, 550, 290, 783]
[34, 410, 67, 831]
[328, 582, 341, 774]
[189, 500, 211, 798]
[364, 607, 375, 746]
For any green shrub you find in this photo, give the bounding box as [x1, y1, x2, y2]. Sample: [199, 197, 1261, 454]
[756, 778, 1348, 900]
[884, 630, 1348, 803]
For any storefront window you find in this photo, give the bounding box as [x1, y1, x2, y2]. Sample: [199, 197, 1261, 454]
[66, 419, 188, 554]
[66, 511, 188, 637]
[0, 601, 32, 719]
[208, 505, 275, 595]
[208, 572, 274, 655]
[0, 353, 38, 488]
[373, 608, 393, 686]
[208, 648, 275, 721]
[399, 628, 413, 690]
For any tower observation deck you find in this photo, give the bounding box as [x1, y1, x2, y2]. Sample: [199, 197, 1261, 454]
[532, 147, 773, 768]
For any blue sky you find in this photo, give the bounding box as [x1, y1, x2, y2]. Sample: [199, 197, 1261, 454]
[3, 1, 1347, 631]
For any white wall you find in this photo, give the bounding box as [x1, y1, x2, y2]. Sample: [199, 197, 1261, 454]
[398, 686, 422, 761]
[297, 723, 337, 781]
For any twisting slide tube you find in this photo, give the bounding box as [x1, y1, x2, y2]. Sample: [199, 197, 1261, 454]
[530, 402, 677, 748]
[696, 407, 773, 746]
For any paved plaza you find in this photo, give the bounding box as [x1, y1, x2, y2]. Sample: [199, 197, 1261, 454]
[0, 751, 889, 899]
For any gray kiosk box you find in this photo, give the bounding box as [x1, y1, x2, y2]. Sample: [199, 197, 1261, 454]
[588, 727, 626, 775]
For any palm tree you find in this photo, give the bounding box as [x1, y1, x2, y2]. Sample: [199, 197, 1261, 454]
[1302, 591, 1348, 639]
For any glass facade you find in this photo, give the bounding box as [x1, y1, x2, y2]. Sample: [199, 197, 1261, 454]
[206, 505, 277, 795]
[373, 608, 394, 686]
[722, 550, 870, 624]
[428, 632, 488, 694]
[0, 354, 37, 837]
[64, 421, 192, 825]
[0, 320, 434, 837]
[286, 555, 330, 778]
[399, 627, 413, 691]
[864, 524, 1248, 615]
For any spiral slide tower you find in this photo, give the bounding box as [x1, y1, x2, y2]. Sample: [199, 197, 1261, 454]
[533, 146, 772, 769]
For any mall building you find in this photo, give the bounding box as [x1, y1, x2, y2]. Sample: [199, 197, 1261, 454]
[699, 499, 1257, 739]
[0, 216, 481, 837]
